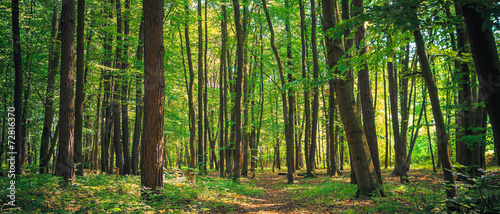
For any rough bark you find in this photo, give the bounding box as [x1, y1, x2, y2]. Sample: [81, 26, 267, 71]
[232, 0, 244, 182]
[458, 0, 500, 166]
[131, 21, 144, 175]
[55, 0, 76, 183]
[122, 0, 131, 175]
[185, 1, 197, 171]
[74, 0, 85, 176]
[197, 0, 204, 174]
[141, 0, 165, 190]
[352, 0, 382, 183]
[219, 2, 227, 177]
[40, 2, 60, 174]
[322, 0, 382, 197]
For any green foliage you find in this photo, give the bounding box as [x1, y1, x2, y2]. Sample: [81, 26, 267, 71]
[424, 169, 500, 213]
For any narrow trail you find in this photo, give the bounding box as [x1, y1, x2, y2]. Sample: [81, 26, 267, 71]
[234, 172, 304, 213]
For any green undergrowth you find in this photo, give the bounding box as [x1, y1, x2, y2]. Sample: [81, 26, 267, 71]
[0, 172, 263, 213]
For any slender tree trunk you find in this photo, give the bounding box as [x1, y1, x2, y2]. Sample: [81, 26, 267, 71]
[12, 0, 23, 176]
[141, 0, 165, 190]
[56, 0, 76, 183]
[131, 21, 144, 175]
[121, 0, 131, 175]
[307, 0, 320, 178]
[261, 0, 293, 184]
[40, 2, 60, 174]
[299, 0, 310, 174]
[219, 2, 227, 177]
[184, 1, 197, 171]
[352, 0, 381, 183]
[231, 0, 244, 182]
[414, 25, 456, 198]
[113, 0, 124, 175]
[74, 0, 85, 176]
[197, 0, 204, 174]
[322, 0, 383, 197]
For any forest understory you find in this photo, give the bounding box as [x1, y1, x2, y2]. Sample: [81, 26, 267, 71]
[2, 166, 500, 213]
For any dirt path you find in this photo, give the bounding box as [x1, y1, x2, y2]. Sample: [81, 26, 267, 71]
[234, 172, 304, 213]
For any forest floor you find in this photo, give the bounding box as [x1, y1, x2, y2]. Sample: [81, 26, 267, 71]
[1, 166, 499, 213]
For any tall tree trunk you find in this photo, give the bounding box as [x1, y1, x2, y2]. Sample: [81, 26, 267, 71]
[352, 0, 381, 183]
[458, 0, 500, 166]
[322, 0, 383, 197]
[74, 0, 85, 176]
[299, 0, 310, 174]
[414, 25, 456, 198]
[219, 1, 227, 177]
[121, 0, 131, 175]
[197, 0, 205, 174]
[113, 0, 124, 175]
[261, 0, 293, 184]
[40, 2, 60, 174]
[12, 0, 23, 176]
[185, 1, 197, 171]
[308, 0, 320, 178]
[100, 0, 114, 173]
[388, 38, 409, 182]
[141, 0, 165, 190]
[285, 0, 295, 175]
[232, 0, 244, 182]
[131, 21, 144, 175]
[56, 0, 76, 183]
[384, 64, 389, 169]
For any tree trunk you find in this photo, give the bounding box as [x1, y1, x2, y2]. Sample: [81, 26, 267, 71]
[131, 21, 144, 175]
[219, 2, 227, 177]
[184, 1, 197, 171]
[322, 0, 382, 197]
[197, 0, 205, 174]
[232, 0, 244, 182]
[285, 0, 295, 175]
[12, 0, 23, 176]
[141, 0, 165, 190]
[414, 25, 456, 198]
[261, 0, 293, 184]
[121, 0, 131, 176]
[308, 0, 320, 178]
[352, 0, 381, 183]
[55, 0, 76, 183]
[458, 0, 500, 166]
[40, 2, 60, 174]
[74, 0, 85, 176]
[299, 0, 310, 174]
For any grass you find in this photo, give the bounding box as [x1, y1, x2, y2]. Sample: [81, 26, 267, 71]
[1, 167, 499, 213]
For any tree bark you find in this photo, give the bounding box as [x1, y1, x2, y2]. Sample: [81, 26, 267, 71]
[40, 2, 60, 174]
[322, 0, 382, 197]
[12, 0, 23, 176]
[185, 1, 197, 171]
[219, 2, 227, 177]
[352, 0, 381, 183]
[414, 26, 456, 198]
[121, 0, 131, 175]
[141, 0, 165, 190]
[458, 0, 500, 166]
[197, 0, 205, 174]
[55, 0, 76, 183]
[232, 0, 244, 182]
[132, 21, 144, 175]
[74, 0, 85, 176]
